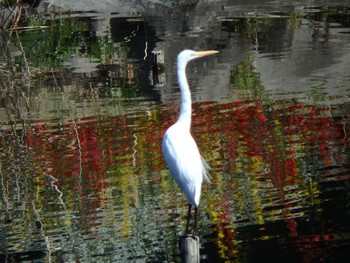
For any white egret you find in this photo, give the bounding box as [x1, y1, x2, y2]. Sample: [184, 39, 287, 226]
[162, 49, 218, 236]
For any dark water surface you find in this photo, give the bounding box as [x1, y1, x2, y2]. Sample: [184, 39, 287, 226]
[1, 1, 350, 262]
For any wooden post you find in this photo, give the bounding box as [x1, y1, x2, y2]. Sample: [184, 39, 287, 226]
[179, 236, 200, 263]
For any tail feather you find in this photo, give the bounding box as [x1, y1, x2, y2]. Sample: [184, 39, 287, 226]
[201, 156, 211, 183]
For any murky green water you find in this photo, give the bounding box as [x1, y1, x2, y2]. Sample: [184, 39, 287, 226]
[1, 1, 350, 262]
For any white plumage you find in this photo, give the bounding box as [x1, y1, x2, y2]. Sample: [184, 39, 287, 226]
[162, 49, 217, 234]
[162, 122, 210, 206]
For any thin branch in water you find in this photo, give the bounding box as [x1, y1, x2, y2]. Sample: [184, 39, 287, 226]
[32, 200, 53, 263]
[6, 25, 50, 32]
[48, 0, 56, 8]
[15, 31, 31, 76]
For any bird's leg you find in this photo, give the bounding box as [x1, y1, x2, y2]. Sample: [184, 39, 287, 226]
[193, 207, 198, 237]
[185, 204, 192, 234]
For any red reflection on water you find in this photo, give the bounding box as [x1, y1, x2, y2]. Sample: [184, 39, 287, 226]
[285, 217, 336, 262]
[24, 100, 349, 188]
[20, 98, 349, 261]
[190, 100, 348, 262]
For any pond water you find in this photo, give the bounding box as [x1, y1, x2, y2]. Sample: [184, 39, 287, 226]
[1, 1, 350, 262]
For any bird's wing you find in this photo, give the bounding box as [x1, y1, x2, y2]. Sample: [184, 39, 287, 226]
[162, 126, 208, 206]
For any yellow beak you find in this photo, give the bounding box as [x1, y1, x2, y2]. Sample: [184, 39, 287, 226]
[194, 50, 219, 57]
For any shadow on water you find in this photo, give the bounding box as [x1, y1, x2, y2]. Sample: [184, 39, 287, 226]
[1, 0, 350, 262]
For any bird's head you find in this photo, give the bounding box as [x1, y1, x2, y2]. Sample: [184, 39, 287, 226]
[178, 49, 219, 65]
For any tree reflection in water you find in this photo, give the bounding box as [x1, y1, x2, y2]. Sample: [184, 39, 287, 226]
[0, 1, 350, 262]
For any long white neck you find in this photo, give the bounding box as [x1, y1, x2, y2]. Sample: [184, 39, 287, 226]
[177, 60, 192, 130]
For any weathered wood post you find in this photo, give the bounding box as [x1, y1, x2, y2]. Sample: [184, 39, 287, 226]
[179, 236, 200, 263]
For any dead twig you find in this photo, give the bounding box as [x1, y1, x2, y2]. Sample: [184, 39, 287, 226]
[5, 25, 49, 31]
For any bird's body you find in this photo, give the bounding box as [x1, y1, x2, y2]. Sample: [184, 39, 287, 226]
[162, 121, 208, 207]
[162, 49, 217, 235]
